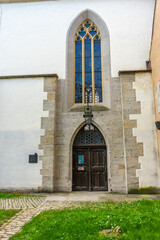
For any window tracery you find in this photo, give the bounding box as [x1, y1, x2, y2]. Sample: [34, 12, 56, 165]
[75, 19, 103, 104]
[74, 124, 105, 145]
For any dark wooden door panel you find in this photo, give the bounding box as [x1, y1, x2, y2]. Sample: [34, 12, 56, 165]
[73, 125, 107, 191]
[73, 148, 89, 191]
[73, 147, 107, 191]
[91, 148, 107, 191]
[91, 172, 107, 191]
[73, 172, 88, 191]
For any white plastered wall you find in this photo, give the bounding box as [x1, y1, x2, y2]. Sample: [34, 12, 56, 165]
[130, 73, 159, 188]
[0, 78, 47, 191]
[0, 0, 155, 78]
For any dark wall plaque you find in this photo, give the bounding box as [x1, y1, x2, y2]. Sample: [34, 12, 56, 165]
[29, 153, 38, 163]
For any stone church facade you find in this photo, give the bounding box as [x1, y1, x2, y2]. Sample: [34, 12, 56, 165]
[0, 0, 159, 193]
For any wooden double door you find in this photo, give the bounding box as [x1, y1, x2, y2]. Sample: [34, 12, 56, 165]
[73, 146, 107, 191]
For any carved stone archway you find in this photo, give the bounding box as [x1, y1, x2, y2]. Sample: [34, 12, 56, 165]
[72, 124, 108, 191]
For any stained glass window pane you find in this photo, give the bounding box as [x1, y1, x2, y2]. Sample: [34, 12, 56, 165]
[75, 38, 82, 103]
[85, 21, 91, 28]
[79, 28, 86, 37]
[95, 72, 102, 84]
[85, 36, 92, 103]
[75, 20, 103, 104]
[95, 87, 102, 103]
[94, 37, 102, 103]
[89, 28, 97, 37]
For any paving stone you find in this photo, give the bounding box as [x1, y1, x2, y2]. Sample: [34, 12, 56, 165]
[0, 197, 45, 210]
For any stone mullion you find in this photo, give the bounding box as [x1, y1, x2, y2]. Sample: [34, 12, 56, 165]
[91, 38, 95, 103]
[82, 38, 85, 104]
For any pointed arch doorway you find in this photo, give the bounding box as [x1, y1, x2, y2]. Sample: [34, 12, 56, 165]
[72, 124, 108, 191]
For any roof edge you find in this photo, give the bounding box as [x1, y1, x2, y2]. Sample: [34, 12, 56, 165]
[118, 70, 151, 75]
[0, 0, 58, 3]
[0, 73, 58, 79]
[149, 0, 157, 59]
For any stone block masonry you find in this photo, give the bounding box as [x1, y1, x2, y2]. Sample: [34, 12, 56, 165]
[39, 76, 58, 192]
[54, 77, 127, 193]
[121, 73, 143, 191]
[37, 73, 155, 193]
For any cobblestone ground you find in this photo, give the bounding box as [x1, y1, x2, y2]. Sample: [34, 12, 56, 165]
[0, 197, 45, 209]
[0, 198, 82, 240]
[0, 197, 46, 240]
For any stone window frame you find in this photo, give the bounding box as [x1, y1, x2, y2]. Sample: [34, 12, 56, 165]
[74, 19, 103, 104]
[66, 9, 111, 111]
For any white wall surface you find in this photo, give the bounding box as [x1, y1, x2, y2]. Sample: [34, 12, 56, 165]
[0, 78, 47, 190]
[0, 0, 155, 78]
[130, 73, 159, 188]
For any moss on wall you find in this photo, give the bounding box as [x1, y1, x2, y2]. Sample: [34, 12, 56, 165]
[128, 186, 159, 194]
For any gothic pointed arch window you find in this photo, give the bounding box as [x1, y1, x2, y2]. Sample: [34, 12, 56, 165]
[75, 19, 103, 104]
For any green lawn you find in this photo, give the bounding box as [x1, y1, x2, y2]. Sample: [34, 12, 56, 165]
[0, 192, 43, 199]
[0, 210, 19, 226]
[10, 200, 160, 240]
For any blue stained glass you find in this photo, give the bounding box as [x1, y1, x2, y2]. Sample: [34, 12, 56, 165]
[94, 40, 101, 57]
[75, 45, 82, 58]
[85, 35, 91, 43]
[95, 87, 102, 103]
[75, 23, 103, 104]
[94, 57, 101, 71]
[75, 73, 82, 103]
[85, 72, 92, 87]
[85, 36, 91, 57]
[95, 36, 99, 41]
[85, 48, 91, 57]
[75, 39, 82, 58]
[85, 36, 92, 96]
[85, 21, 91, 28]
[75, 59, 82, 72]
[85, 58, 92, 72]
[95, 72, 102, 86]
[75, 89, 82, 103]
[79, 28, 86, 37]
[94, 37, 102, 103]
[89, 27, 97, 36]
[75, 72, 82, 81]
[75, 39, 82, 103]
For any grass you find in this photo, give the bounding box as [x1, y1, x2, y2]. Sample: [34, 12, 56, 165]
[10, 200, 160, 240]
[0, 192, 43, 199]
[0, 209, 19, 226]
